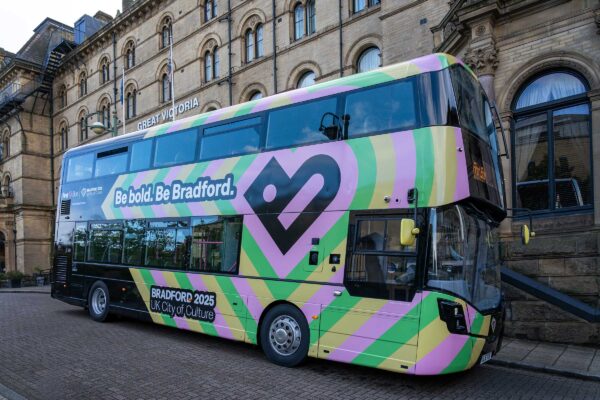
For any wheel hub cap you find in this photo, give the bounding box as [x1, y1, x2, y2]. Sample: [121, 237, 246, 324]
[269, 315, 301, 356]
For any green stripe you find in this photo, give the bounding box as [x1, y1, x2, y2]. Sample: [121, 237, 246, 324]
[310, 296, 362, 346]
[215, 154, 257, 215]
[441, 337, 474, 374]
[348, 138, 377, 210]
[351, 299, 424, 368]
[413, 128, 434, 206]
[241, 225, 278, 278]
[233, 101, 258, 117]
[138, 268, 175, 326]
[214, 276, 256, 333]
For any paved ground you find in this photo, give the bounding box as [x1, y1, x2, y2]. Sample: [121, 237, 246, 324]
[1, 292, 599, 400]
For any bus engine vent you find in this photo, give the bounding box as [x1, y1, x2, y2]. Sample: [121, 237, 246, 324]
[54, 256, 68, 283]
[60, 199, 71, 216]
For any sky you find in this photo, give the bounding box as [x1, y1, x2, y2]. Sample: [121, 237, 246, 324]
[1, 0, 122, 53]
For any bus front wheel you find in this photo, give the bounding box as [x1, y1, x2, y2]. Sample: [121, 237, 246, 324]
[260, 304, 309, 367]
[88, 281, 111, 322]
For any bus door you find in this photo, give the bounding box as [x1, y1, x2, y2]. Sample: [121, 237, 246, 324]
[318, 215, 421, 372]
[53, 221, 75, 297]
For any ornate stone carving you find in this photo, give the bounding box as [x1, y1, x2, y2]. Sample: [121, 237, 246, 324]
[463, 44, 499, 76]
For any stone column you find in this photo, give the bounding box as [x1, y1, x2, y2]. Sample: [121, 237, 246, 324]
[463, 41, 499, 101]
[590, 89, 600, 225]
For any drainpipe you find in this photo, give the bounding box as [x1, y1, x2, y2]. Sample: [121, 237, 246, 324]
[227, 0, 233, 106]
[338, 0, 344, 77]
[49, 75, 56, 273]
[112, 31, 118, 134]
[272, 0, 278, 93]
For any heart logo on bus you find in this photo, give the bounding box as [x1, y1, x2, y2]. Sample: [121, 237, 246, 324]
[244, 154, 341, 254]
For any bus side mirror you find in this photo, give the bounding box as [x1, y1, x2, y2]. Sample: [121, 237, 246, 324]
[400, 219, 420, 247]
[521, 224, 535, 245]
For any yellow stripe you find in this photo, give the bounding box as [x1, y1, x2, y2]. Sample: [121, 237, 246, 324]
[287, 282, 322, 304]
[239, 247, 260, 277]
[377, 338, 418, 371]
[162, 271, 180, 288]
[214, 157, 239, 178]
[415, 319, 451, 362]
[177, 164, 196, 182]
[245, 279, 274, 308]
[200, 275, 245, 332]
[303, 240, 346, 283]
[467, 338, 486, 369]
[368, 134, 396, 209]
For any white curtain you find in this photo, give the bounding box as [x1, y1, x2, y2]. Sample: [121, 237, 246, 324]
[516, 72, 586, 109]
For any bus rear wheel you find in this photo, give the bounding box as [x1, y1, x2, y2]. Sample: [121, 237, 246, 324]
[260, 304, 309, 367]
[88, 281, 111, 322]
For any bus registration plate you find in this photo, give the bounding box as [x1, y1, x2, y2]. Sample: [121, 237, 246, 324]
[480, 352, 493, 364]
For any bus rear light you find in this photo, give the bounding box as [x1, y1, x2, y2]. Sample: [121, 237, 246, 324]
[438, 299, 468, 334]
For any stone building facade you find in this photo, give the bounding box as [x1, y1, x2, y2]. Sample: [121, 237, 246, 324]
[0, 0, 599, 344]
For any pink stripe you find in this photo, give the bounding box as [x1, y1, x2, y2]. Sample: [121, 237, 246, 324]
[173, 316, 191, 330]
[187, 202, 205, 216]
[290, 85, 357, 104]
[454, 128, 470, 201]
[131, 171, 150, 188]
[299, 284, 339, 322]
[411, 54, 443, 74]
[230, 278, 260, 323]
[202, 159, 225, 178]
[187, 274, 237, 339]
[150, 270, 167, 286]
[390, 131, 416, 208]
[164, 165, 183, 185]
[120, 207, 134, 219]
[414, 334, 470, 375]
[327, 293, 426, 363]
[150, 204, 168, 218]
[277, 174, 324, 229]
[466, 304, 477, 331]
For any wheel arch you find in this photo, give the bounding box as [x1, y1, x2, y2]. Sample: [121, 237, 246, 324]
[256, 300, 310, 348]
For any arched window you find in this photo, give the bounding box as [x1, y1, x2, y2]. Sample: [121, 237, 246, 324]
[79, 72, 87, 97]
[354, 0, 380, 13]
[204, 45, 220, 82]
[100, 57, 110, 84]
[256, 24, 264, 57]
[512, 71, 591, 212]
[126, 86, 137, 120]
[204, 51, 213, 82]
[297, 71, 315, 88]
[249, 91, 263, 101]
[0, 131, 8, 161]
[357, 46, 381, 73]
[245, 29, 255, 62]
[99, 98, 111, 129]
[307, 0, 316, 34]
[160, 17, 172, 49]
[59, 85, 67, 108]
[204, 0, 217, 22]
[125, 41, 136, 69]
[79, 114, 88, 142]
[2, 176, 12, 198]
[162, 72, 172, 102]
[294, 3, 305, 40]
[61, 124, 68, 150]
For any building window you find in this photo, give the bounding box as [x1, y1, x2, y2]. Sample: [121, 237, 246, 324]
[357, 46, 381, 73]
[245, 23, 264, 63]
[79, 72, 87, 97]
[512, 71, 591, 213]
[0, 132, 9, 161]
[100, 100, 111, 129]
[204, 46, 219, 82]
[297, 71, 316, 88]
[60, 124, 68, 150]
[293, 1, 316, 40]
[354, 0, 380, 13]
[79, 115, 88, 142]
[125, 41, 136, 69]
[204, 0, 217, 22]
[59, 85, 67, 108]
[126, 89, 137, 120]
[100, 58, 110, 84]
[160, 17, 172, 49]
[307, 0, 316, 34]
[249, 91, 263, 101]
[162, 72, 172, 102]
[294, 3, 305, 40]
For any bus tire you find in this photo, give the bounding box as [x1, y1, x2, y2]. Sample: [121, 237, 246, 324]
[260, 304, 309, 367]
[88, 281, 111, 322]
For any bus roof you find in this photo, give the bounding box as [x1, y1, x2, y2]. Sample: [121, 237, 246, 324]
[66, 53, 469, 157]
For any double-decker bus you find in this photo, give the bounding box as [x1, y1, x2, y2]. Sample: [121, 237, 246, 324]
[52, 53, 508, 375]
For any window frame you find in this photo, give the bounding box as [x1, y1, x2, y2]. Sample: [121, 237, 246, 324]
[190, 215, 243, 275]
[510, 69, 592, 217]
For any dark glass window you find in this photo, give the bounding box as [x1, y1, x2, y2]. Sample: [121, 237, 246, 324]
[88, 225, 123, 264]
[66, 153, 94, 182]
[154, 129, 197, 167]
[144, 222, 190, 269]
[73, 223, 87, 262]
[307, 0, 316, 34]
[345, 78, 417, 137]
[357, 47, 380, 73]
[345, 214, 417, 301]
[513, 71, 591, 212]
[266, 97, 337, 149]
[95, 152, 128, 177]
[124, 220, 146, 265]
[201, 117, 261, 159]
[294, 4, 305, 40]
[130, 140, 152, 171]
[190, 216, 242, 274]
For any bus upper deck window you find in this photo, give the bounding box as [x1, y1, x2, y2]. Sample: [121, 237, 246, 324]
[66, 153, 94, 182]
[130, 140, 152, 171]
[154, 129, 198, 167]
